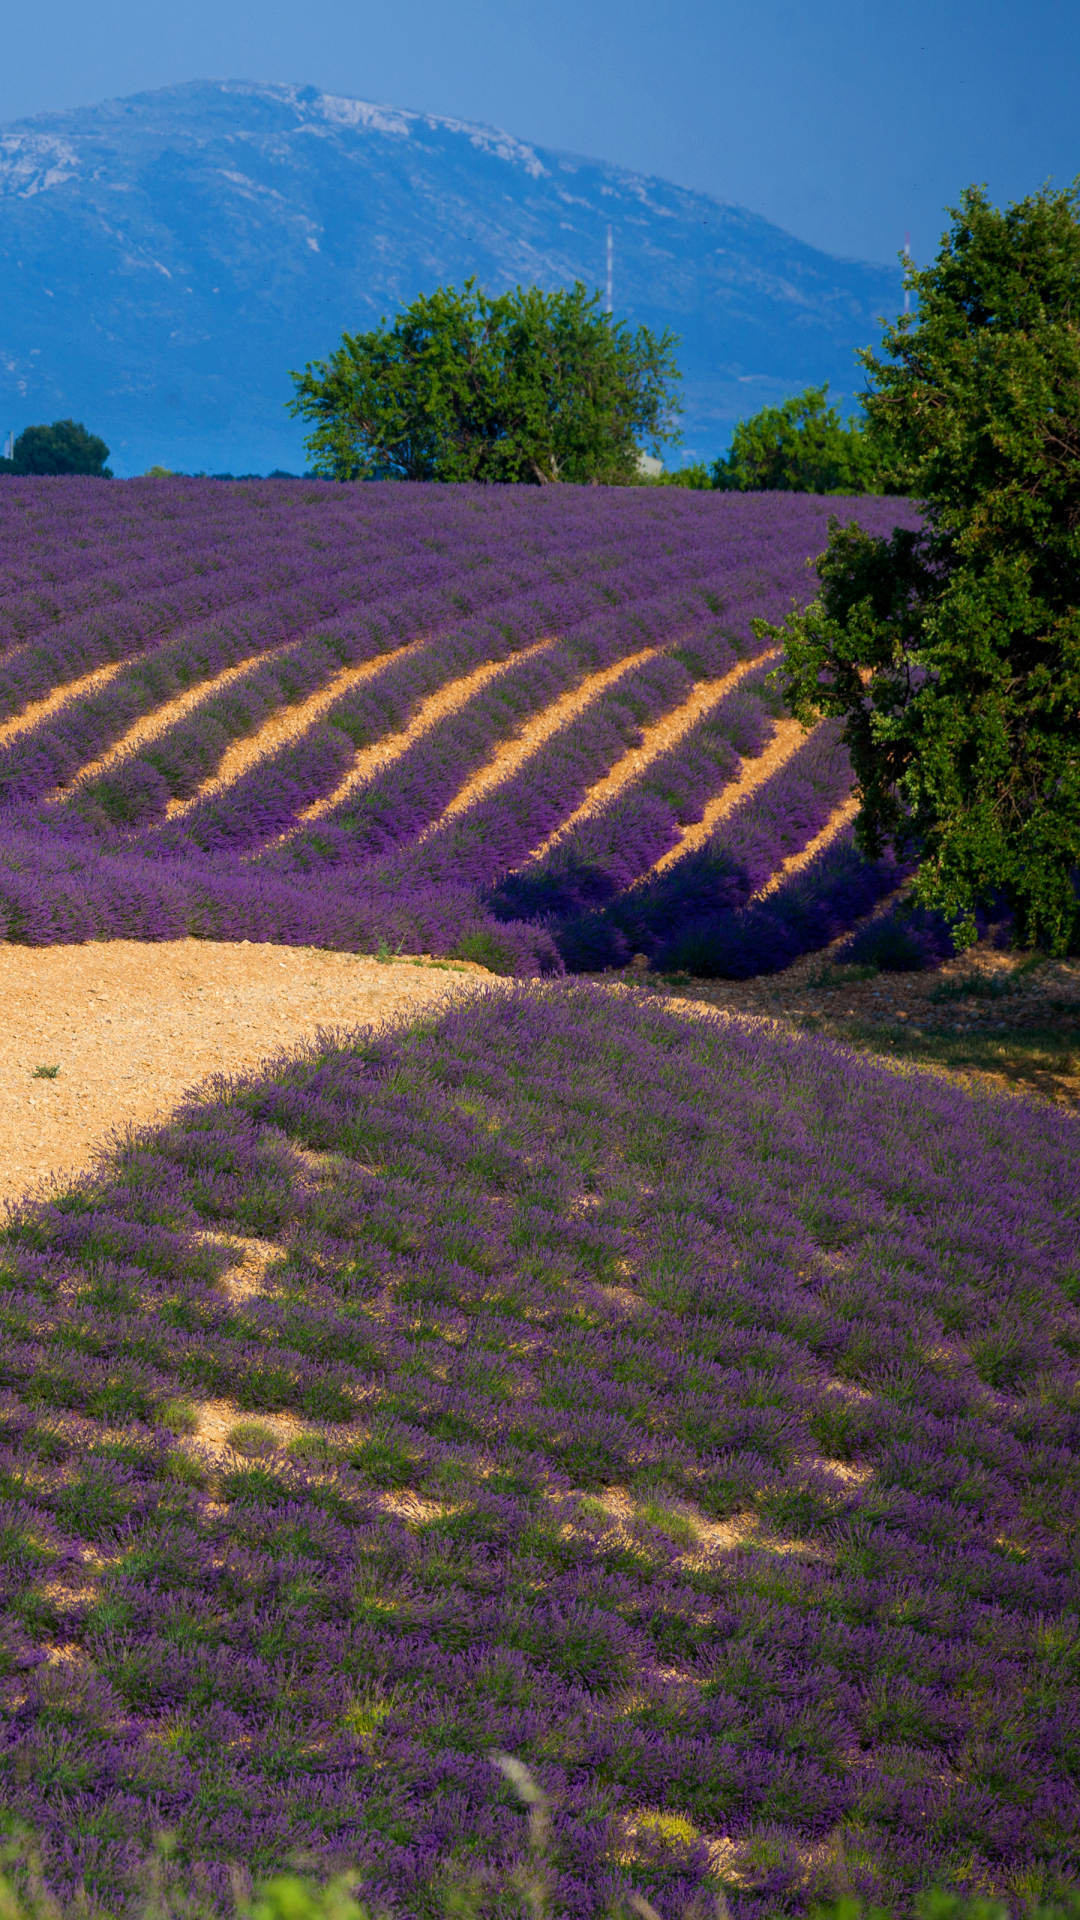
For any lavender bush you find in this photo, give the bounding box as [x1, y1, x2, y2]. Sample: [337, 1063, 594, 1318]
[0, 985, 1077, 1914]
[0, 479, 923, 974]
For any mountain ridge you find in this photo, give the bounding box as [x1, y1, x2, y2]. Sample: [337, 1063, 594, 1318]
[0, 80, 903, 475]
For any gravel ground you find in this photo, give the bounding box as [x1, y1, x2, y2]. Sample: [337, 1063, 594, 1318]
[0, 939, 500, 1208]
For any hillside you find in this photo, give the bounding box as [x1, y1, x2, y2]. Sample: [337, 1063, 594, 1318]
[0, 80, 903, 475]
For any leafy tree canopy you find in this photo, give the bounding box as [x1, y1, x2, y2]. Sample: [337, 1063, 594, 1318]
[759, 182, 1080, 953]
[0, 419, 112, 477]
[287, 278, 681, 484]
[711, 383, 893, 494]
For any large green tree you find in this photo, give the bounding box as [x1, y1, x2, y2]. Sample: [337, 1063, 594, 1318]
[759, 183, 1080, 952]
[287, 279, 681, 484]
[0, 419, 112, 477]
[711, 383, 891, 494]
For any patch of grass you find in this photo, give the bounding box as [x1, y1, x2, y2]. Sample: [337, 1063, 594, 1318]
[31, 1065, 60, 1080]
[928, 972, 1024, 1003]
[156, 1397, 199, 1435]
[837, 1016, 1080, 1107]
[226, 1418, 280, 1456]
[806, 962, 880, 988]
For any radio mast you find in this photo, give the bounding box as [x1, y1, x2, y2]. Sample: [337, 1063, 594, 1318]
[904, 232, 911, 315]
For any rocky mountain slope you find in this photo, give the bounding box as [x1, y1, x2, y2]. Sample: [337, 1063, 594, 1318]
[0, 80, 903, 475]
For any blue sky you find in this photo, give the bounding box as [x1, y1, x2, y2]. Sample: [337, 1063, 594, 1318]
[2, 0, 1077, 269]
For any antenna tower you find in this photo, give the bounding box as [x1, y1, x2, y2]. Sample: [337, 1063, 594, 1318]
[904, 231, 911, 315]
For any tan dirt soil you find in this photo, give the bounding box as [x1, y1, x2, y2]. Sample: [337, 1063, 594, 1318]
[54, 641, 301, 798]
[160, 635, 430, 822]
[649, 714, 811, 871]
[0, 658, 127, 750]
[0, 938, 503, 1209]
[415, 643, 661, 840]
[283, 639, 554, 833]
[758, 792, 861, 894]
[525, 648, 781, 867]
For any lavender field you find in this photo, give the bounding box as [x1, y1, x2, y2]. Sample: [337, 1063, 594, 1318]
[7, 477, 1076, 1919]
[0, 477, 919, 975]
[1, 986, 1078, 1914]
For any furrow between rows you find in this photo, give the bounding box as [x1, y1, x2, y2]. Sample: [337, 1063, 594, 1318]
[288, 641, 556, 834]
[160, 637, 428, 823]
[650, 715, 812, 873]
[0, 657, 127, 751]
[50, 642, 299, 797]
[412, 643, 662, 844]
[757, 792, 861, 896]
[525, 648, 781, 869]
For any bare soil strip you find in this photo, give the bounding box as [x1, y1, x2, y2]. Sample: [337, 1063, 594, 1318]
[413, 644, 662, 841]
[649, 715, 812, 873]
[162, 639, 424, 822]
[757, 792, 860, 895]
[524, 649, 781, 868]
[289, 640, 555, 832]
[47, 645, 303, 798]
[0, 939, 502, 1210]
[0, 658, 127, 751]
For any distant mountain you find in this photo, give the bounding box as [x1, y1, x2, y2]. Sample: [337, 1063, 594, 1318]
[0, 81, 903, 477]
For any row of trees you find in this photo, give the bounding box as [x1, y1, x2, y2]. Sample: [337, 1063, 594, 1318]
[286, 280, 904, 492]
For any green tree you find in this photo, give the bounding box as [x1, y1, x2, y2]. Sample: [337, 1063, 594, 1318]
[287, 278, 681, 483]
[711, 383, 890, 493]
[759, 182, 1080, 952]
[0, 419, 112, 477]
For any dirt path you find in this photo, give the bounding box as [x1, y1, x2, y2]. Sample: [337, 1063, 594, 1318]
[758, 793, 860, 895]
[650, 715, 810, 872]
[161, 638, 424, 822]
[286, 640, 555, 833]
[414, 644, 660, 840]
[525, 649, 781, 867]
[0, 940, 501, 1208]
[0, 657, 127, 748]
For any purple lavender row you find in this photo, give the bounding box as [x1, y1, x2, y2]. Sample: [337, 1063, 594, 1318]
[0, 557, 337, 732]
[0, 986, 1075, 1905]
[261, 585, 747, 874]
[54, 555, 603, 837]
[0, 823, 558, 971]
[392, 654, 707, 893]
[0, 544, 532, 809]
[113, 555, 706, 849]
[490, 669, 779, 920]
[0, 492, 424, 653]
[18, 528, 727, 826]
[543, 718, 857, 971]
[146, 571, 743, 859]
[713, 716, 854, 888]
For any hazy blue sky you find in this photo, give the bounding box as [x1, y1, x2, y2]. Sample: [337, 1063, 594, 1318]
[1, 0, 1076, 268]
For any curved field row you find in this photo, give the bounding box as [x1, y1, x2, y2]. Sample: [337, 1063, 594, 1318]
[50, 642, 301, 797]
[292, 639, 560, 832]
[0, 481, 923, 978]
[525, 647, 781, 869]
[160, 637, 430, 823]
[410, 642, 662, 843]
[652, 713, 810, 871]
[0, 655, 128, 751]
[757, 790, 862, 896]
